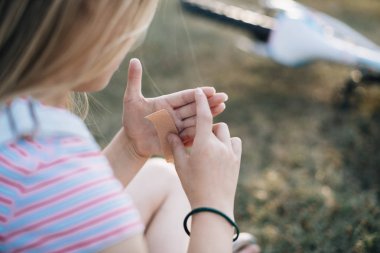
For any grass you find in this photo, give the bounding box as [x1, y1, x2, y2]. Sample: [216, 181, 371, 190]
[88, 0, 380, 252]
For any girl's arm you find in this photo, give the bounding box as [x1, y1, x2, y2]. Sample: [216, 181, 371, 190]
[168, 88, 242, 253]
[188, 213, 234, 252]
[103, 128, 148, 187]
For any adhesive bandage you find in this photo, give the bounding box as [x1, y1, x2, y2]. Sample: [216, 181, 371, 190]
[145, 109, 178, 163]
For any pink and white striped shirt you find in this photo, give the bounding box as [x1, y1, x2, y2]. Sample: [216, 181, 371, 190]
[0, 99, 144, 252]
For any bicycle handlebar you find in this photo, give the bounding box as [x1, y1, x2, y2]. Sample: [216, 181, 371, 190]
[180, 0, 274, 42]
[181, 0, 380, 73]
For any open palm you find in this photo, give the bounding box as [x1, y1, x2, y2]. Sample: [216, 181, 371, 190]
[122, 59, 228, 157]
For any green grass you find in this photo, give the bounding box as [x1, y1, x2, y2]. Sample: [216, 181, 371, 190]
[89, 1, 380, 252]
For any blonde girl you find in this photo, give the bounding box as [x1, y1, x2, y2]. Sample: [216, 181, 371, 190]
[0, 1, 259, 252]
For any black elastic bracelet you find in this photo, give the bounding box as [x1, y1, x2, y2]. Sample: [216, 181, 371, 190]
[183, 207, 240, 241]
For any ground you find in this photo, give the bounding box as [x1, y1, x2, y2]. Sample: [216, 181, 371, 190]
[88, 1, 380, 252]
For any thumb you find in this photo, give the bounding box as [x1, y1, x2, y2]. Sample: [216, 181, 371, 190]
[167, 133, 187, 166]
[125, 58, 143, 100]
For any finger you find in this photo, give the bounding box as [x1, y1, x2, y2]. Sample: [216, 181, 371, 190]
[195, 88, 213, 139]
[125, 58, 143, 100]
[175, 93, 227, 120]
[175, 103, 196, 120]
[180, 103, 226, 129]
[181, 117, 196, 129]
[209, 92, 228, 105]
[231, 137, 242, 157]
[164, 87, 216, 108]
[211, 103, 226, 118]
[167, 133, 187, 166]
[212, 123, 231, 146]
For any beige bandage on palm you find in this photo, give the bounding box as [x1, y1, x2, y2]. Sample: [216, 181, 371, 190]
[145, 109, 179, 163]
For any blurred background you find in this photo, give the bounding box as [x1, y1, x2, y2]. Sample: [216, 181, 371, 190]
[88, 0, 380, 252]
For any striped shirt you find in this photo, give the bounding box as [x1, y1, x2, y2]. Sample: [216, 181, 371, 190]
[0, 98, 144, 252]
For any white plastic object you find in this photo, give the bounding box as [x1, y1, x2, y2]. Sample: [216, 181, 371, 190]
[251, 0, 380, 72]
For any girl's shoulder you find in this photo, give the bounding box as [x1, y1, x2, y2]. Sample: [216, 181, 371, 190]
[0, 98, 95, 147]
[0, 98, 144, 253]
[0, 97, 109, 187]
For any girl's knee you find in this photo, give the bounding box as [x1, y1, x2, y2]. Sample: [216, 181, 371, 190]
[140, 158, 180, 189]
[144, 158, 176, 175]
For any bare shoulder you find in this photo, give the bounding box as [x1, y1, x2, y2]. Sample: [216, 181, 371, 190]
[99, 234, 147, 253]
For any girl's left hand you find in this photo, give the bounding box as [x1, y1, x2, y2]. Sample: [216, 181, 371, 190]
[122, 58, 228, 158]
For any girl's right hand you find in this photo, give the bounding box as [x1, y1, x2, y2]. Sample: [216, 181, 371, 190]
[168, 88, 242, 217]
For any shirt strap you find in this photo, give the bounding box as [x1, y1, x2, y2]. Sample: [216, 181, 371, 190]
[0, 98, 95, 145]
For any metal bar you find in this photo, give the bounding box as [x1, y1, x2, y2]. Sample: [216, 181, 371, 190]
[180, 0, 274, 42]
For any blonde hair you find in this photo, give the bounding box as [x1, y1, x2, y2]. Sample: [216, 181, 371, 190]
[0, 0, 158, 102]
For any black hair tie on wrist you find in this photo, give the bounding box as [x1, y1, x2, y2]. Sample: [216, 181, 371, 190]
[183, 207, 240, 241]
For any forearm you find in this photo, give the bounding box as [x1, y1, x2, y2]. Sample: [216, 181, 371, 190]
[103, 128, 149, 187]
[187, 213, 234, 253]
